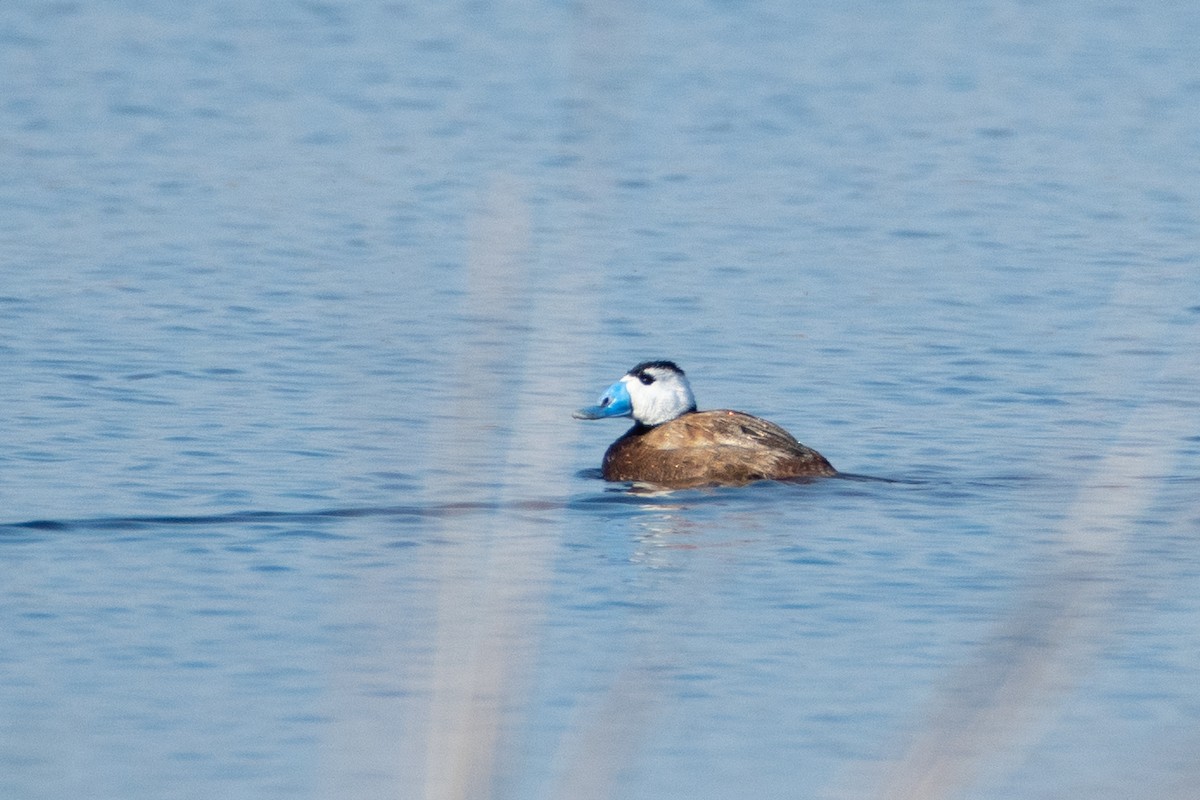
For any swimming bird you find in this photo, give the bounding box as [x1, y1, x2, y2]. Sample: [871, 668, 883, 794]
[573, 360, 835, 487]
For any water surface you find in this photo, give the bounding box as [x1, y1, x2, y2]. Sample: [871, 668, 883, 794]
[3, 2, 1199, 799]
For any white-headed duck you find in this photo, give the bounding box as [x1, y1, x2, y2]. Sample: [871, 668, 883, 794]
[574, 360, 835, 487]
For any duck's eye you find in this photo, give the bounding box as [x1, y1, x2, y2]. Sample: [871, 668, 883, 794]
[638, 373, 655, 386]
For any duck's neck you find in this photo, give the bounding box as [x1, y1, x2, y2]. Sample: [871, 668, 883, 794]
[630, 408, 696, 433]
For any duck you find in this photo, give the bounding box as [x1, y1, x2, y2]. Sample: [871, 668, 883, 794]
[573, 360, 836, 487]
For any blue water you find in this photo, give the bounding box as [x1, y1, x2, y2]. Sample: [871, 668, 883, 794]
[4, 2, 1200, 799]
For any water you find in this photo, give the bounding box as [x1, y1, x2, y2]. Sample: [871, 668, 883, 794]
[3, 2, 1199, 798]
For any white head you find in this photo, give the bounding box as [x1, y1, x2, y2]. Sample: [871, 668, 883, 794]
[573, 360, 698, 427]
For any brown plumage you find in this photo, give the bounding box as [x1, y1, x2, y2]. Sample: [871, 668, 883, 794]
[602, 409, 836, 488]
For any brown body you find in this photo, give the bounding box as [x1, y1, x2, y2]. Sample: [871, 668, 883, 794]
[601, 409, 836, 488]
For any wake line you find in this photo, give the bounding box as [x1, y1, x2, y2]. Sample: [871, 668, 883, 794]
[0, 473, 919, 533]
[0, 501, 508, 533]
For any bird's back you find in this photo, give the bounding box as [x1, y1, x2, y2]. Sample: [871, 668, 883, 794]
[602, 410, 836, 487]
